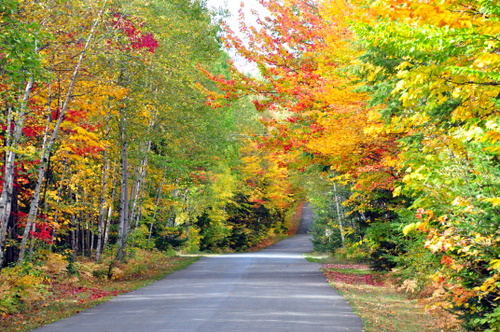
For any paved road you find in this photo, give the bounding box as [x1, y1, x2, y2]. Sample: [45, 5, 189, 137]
[33, 205, 362, 332]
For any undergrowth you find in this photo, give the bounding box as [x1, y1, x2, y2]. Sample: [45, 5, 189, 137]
[308, 254, 465, 332]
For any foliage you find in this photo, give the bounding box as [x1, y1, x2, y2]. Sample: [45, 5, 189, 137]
[323, 264, 385, 286]
[0, 0, 302, 271]
[322, 262, 464, 332]
[4, 0, 498, 329]
[0, 264, 48, 315]
[349, 0, 500, 329]
[201, 0, 500, 330]
[310, 216, 343, 252]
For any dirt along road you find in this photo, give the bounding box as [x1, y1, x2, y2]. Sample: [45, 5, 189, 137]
[33, 204, 362, 332]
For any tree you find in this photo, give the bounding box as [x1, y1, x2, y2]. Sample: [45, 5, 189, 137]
[353, 0, 500, 328]
[0, 0, 48, 267]
[17, 0, 110, 264]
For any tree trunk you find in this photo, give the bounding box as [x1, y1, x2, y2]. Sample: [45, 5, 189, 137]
[71, 215, 78, 259]
[130, 140, 151, 228]
[0, 79, 34, 268]
[103, 165, 118, 256]
[96, 149, 110, 262]
[90, 230, 95, 258]
[116, 118, 130, 262]
[17, 0, 108, 264]
[333, 182, 345, 247]
[148, 168, 167, 244]
[81, 222, 85, 260]
[104, 198, 114, 252]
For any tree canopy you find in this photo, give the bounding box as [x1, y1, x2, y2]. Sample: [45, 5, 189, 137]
[205, 0, 500, 330]
[1, 0, 499, 329]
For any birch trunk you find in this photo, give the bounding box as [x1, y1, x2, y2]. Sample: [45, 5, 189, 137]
[130, 140, 151, 228]
[17, 0, 108, 264]
[116, 118, 130, 262]
[95, 152, 110, 262]
[95, 119, 112, 262]
[333, 182, 345, 247]
[104, 198, 114, 251]
[103, 165, 118, 255]
[0, 79, 34, 268]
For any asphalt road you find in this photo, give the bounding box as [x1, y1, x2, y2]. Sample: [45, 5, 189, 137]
[33, 205, 363, 332]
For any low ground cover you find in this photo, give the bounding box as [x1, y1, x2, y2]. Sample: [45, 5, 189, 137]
[307, 255, 464, 332]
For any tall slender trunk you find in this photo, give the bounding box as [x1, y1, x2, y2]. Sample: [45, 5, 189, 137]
[83, 188, 91, 258]
[90, 230, 95, 258]
[71, 215, 78, 259]
[130, 140, 151, 228]
[27, 222, 37, 260]
[26, 114, 54, 262]
[50, 160, 67, 250]
[103, 164, 117, 255]
[116, 118, 129, 262]
[333, 182, 345, 247]
[104, 196, 114, 251]
[129, 116, 155, 228]
[95, 117, 112, 261]
[0, 79, 34, 268]
[148, 167, 167, 244]
[17, 0, 108, 264]
[81, 225, 85, 259]
[96, 150, 110, 261]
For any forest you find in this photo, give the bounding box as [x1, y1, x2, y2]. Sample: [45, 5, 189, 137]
[1, 0, 499, 331]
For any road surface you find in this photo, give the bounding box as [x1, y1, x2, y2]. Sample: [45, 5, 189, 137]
[33, 205, 362, 332]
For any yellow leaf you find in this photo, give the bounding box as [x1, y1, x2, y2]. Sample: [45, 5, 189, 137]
[481, 131, 500, 143]
[393, 186, 402, 197]
[489, 259, 500, 270]
[484, 198, 500, 206]
[402, 222, 420, 236]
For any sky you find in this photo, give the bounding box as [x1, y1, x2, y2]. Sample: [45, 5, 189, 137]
[204, 0, 267, 72]
[205, 0, 266, 31]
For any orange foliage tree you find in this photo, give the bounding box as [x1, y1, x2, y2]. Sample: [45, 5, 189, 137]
[203, 0, 401, 247]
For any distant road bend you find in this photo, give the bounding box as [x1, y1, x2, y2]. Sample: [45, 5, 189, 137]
[34, 204, 363, 332]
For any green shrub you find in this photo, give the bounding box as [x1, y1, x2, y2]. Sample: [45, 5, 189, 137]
[0, 264, 49, 315]
[310, 217, 343, 252]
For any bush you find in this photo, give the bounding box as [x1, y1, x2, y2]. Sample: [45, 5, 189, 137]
[0, 264, 48, 315]
[128, 225, 155, 250]
[154, 226, 187, 251]
[333, 245, 370, 263]
[180, 226, 201, 253]
[310, 217, 343, 252]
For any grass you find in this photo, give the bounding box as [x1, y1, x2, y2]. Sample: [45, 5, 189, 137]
[306, 254, 464, 332]
[0, 251, 199, 332]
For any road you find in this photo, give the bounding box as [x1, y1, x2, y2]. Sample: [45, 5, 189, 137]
[33, 205, 362, 332]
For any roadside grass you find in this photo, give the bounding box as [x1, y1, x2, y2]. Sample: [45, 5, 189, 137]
[306, 254, 464, 332]
[0, 251, 199, 332]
